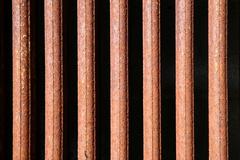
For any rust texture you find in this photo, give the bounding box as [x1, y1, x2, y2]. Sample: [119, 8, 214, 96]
[12, 0, 31, 159]
[209, 0, 228, 159]
[78, 0, 95, 159]
[176, 0, 194, 159]
[110, 0, 128, 159]
[45, 0, 63, 159]
[143, 0, 161, 159]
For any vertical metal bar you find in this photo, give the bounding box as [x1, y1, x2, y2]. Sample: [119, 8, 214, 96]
[45, 0, 63, 159]
[12, 0, 31, 159]
[143, 0, 160, 159]
[176, 0, 194, 159]
[78, 0, 95, 159]
[209, 0, 228, 159]
[110, 0, 128, 159]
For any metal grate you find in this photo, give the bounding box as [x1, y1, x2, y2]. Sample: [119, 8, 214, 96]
[0, 0, 239, 159]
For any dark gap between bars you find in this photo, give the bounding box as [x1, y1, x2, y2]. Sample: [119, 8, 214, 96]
[194, 0, 208, 159]
[161, 0, 176, 159]
[0, 0, 12, 159]
[228, 0, 240, 159]
[63, 0, 78, 159]
[96, 0, 110, 159]
[30, 0, 45, 159]
[129, 0, 143, 159]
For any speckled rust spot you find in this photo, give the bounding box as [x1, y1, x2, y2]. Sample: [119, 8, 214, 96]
[176, 0, 194, 159]
[45, 0, 63, 159]
[78, 0, 96, 159]
[12, 0, 31, 159]
[209, 0, 228, 159]
[143, 0, 161, 159]
[110, 0, 128, 159]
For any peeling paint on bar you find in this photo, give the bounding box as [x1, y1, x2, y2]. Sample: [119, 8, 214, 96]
[176, 0, 194, 159]
[209, 0, 228, 159]
[78, 0, 96, 159]
[143, 0, 161, 159]
[12, 0, 31, 159]
[110, 0, 128, 159]
[45, 0, 63, 159]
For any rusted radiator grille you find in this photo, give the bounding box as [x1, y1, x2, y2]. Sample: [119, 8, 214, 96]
[0, 0, 240, 159]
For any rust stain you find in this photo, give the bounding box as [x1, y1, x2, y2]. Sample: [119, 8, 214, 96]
[12, 0, 31, 159]
[176, 0, 194, 159]
[143, 0, 161, 159]
[45, 0, 63, 159]
[110, 0, 128, 159]
[209, 0, 228, 159]
[78, 0, 96, 159]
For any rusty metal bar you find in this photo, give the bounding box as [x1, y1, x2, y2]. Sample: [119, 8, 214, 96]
[45, 0, 63, 159]
[176, 0, 194, 159]
[209, 0, 228, 159]
[78, 0, 95, 159]
[12, 0, 31, 159]
[143, 0, 160, 159]
[110, 0, 128, 159]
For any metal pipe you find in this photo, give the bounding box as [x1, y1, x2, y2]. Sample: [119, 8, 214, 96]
[78, 0, 95, 159]
[209, 0, 228, 159]
[45, 0, 63, 159]
[12, 0, 31, 159]
[110, 0, 128, 159]
[176, 0, 194, 159]
[143, 0, 161, 159]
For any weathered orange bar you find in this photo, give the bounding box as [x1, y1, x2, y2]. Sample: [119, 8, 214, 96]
[143, 0, 161, 159]
[78, 0, 95, 159]
[45, 0, 63, 159]
[12, 0, 31, 159]
[176, 0, 194, 159]
[110, 0, 128, 159]
[209, 0, 228, 159]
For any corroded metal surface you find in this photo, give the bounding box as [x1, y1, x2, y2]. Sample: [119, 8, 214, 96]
[45, 0, 63, 159]
[209, 0, 228, 159]
[176, 0, 194, 159]
[110, 0, 128, 159]
[12, 0, 31, 159]
[143, 0, 161, 159]
[78, 0, 95, 159]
